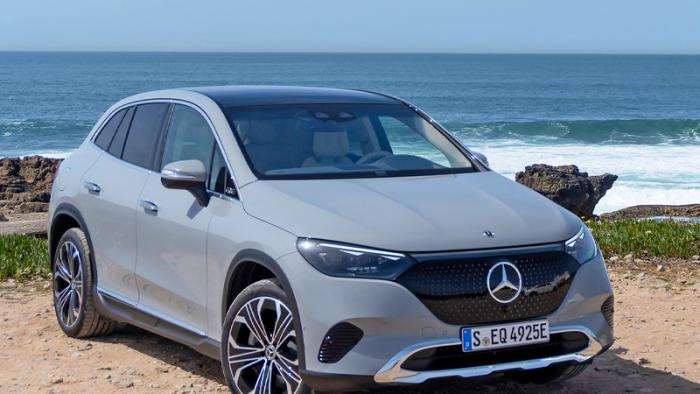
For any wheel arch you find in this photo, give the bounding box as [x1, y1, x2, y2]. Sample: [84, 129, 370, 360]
[49, 203, 97, 283]
[221, 249, 307, 368]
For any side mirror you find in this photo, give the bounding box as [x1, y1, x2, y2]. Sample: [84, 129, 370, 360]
[473, 151, 489, 168]
[161, 160, 210, 206]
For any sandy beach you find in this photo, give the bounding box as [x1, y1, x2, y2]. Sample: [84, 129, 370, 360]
[1, 259, 698, 394]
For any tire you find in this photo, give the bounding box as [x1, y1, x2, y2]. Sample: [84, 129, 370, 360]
[52, 227, 115, 338]
[510, 362, 590, 384]
[221, 279, 309, 394]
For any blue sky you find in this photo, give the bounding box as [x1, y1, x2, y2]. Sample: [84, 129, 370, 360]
[1, 0, 699, 53]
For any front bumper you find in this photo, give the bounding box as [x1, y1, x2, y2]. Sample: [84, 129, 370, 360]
[278, 250, 614, 389]
[373, 325, 602, 384]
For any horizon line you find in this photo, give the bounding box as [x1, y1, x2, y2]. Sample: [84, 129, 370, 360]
[1, 50, 700, 56]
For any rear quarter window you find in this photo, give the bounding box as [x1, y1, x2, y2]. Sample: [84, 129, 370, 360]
[121, 103, 170, 169]
[94, 109, 126, 150]
[108, 107, 135, 158]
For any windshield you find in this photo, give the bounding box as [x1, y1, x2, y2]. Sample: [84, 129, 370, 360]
[226, 103, 475, 179]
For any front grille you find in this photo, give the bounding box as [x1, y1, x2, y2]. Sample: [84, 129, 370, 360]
[402, 331, 589, 372]
[396, 251, 579, 325]
[601, 296, 614, 330]
[318, 322, 363, 363]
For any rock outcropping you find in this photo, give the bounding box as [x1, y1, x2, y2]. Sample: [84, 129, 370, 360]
[516, 164, 617, 218]
[0, 156, 62, 214]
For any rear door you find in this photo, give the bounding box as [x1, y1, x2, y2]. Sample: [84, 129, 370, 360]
[134, 103, 218, 333]
[79, 103, 169, 302]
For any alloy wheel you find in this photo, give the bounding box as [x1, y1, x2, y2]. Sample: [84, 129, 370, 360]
[53, 240, 83, 328]
[227, 296, 302, 394]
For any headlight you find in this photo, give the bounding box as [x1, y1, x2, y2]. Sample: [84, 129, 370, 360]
[565, 225, 598, 264]
[296, 238, 415, 279]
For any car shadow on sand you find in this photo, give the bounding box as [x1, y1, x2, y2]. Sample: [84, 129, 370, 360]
[93, 325, 226, 385]
[101, 326, 700, 393]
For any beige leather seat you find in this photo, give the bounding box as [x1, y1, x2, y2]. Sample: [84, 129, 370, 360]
[237, 120, 304, 173]
[302, 130, 353, 167]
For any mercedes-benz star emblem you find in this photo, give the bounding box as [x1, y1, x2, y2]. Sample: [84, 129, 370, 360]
[486, 262, 523, 304]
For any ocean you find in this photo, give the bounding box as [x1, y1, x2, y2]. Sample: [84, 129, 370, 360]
[1, 52, 699, 213]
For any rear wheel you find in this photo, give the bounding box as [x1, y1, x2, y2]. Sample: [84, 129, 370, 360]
[53, 228, 115, 338]
[221, 279, 307, 394]
[510, 362, 590, 384]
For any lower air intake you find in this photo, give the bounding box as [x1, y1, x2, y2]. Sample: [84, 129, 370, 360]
[318, 322, 363, 364]
[601, 295, 614, 330]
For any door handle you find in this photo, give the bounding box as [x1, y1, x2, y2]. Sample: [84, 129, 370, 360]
[139, 199, 159, 214]
[83, 181, 101, 195]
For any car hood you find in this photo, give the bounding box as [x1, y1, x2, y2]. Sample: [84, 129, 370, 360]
[240, 172, 581, 252]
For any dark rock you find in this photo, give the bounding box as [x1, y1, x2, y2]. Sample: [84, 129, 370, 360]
[515, 164, 617, 218]
[601, 204, 700, 220]
[28, 191, 52, 203]
[0, 156, 62, 214]
[17, 202, 50, 213]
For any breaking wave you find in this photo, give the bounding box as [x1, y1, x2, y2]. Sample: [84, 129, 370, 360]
[449, 119, 700, 145]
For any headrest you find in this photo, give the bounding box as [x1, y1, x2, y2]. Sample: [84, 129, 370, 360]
[313, 130, 350, 159]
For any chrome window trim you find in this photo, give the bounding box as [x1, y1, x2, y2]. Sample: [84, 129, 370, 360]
[91, 98, 239, 198]
[208, 190, 240, 204]
[373, 325, 603, 384]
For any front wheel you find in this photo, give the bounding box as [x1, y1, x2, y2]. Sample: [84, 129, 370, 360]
[221, 279, 308, 394]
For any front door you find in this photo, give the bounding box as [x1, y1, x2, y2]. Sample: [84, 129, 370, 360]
[135, 104, 219, 333]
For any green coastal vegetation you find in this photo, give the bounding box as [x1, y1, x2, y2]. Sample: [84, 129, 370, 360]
[588, 219, 700, 259]
[0, 219, 699, 281]
[0, 235, 50, 281]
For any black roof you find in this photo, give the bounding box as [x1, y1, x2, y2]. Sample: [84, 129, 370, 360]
[188, 85, 399, 107]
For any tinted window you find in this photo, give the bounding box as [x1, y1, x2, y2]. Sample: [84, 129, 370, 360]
[161, 105, 215, 170]
[122, 103, 169, 169]
[209, 147, 235, 196]
[108, 107, 135, 158]
[94, 109, 126, 150]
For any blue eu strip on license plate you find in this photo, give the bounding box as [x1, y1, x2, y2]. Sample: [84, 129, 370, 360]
[462, 328, 473, 351]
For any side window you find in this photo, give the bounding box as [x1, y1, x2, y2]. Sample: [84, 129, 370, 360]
[94, 109, 126, 150]
[160, 105, 215, 170]
[108, 107, 135, 158]
[209, 147, 236, 197]
[122, 103, 169, 169]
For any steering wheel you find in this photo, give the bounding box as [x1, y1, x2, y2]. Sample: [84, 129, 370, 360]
[356, 151, 392, 164]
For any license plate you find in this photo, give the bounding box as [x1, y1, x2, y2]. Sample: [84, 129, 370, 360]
[462, 320, 549, 352]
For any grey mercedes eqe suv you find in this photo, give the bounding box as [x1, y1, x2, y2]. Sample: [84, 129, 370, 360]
[48, 86, 614, 393]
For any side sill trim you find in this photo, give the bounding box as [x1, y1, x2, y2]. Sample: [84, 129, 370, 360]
[96, 287, 138, 307]
[374, 325, 604, 384]
[95, 287, 221, 361]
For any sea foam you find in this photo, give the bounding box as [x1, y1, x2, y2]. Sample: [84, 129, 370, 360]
[466, 142, 700, 214]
